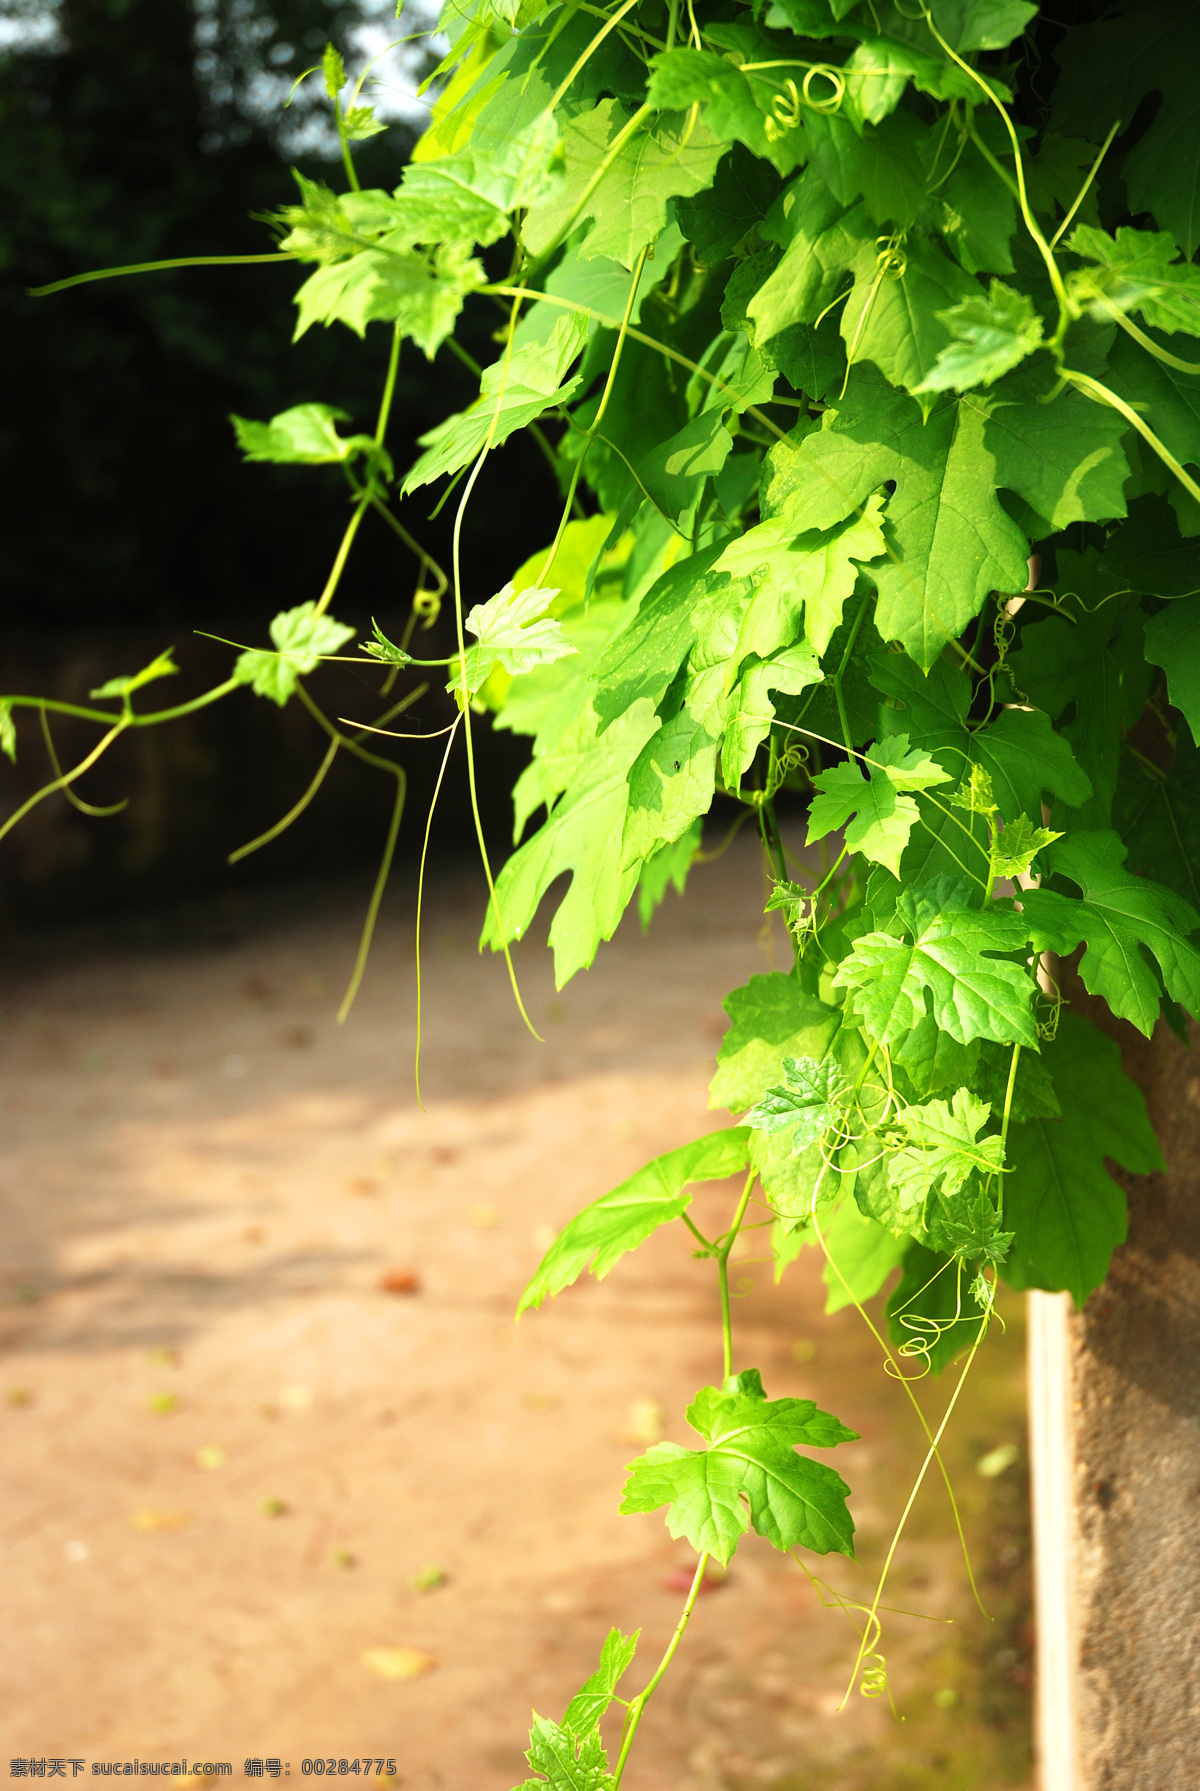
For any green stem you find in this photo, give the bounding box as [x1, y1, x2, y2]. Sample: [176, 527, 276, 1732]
[613, 1552, 711, 1785]
[1062, 366, 1200, 507]
[28, 254, 296, 298]
[0, 719, 127, 845]
[312, 495, 371, 618]
[334, 96, 361, 192]
[716, 1170, 757, 1380]
[414, 716, 462, 1108]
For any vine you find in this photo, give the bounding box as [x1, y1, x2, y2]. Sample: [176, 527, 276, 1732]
[13, 0, 1200, 1782]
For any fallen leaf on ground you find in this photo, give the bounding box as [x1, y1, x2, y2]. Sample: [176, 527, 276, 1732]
[147, 1392, 179, 1415]
[195, 1445, 227, 1470]
[380, 1270, 421, 1295]
[131, 1508, 191, 1532]
[410, 1564, 446, 1593]
[260, 1496, 288, 1517]
[362, 1647, 435, 1681]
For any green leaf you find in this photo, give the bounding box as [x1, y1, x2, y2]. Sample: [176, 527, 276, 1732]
[561, 1629, 639, 1737]
[885, 1241, 989, 1374]
[710, 974, 843, 1114]
[1114, 731, 1200, 911]
[292, 239, 485, 355]
[744, 1056, 850, 1148]
[402, 313, 586, 495]
[620, 708, 718, 870]
[456, 583, 575, 697]
[915, 281, 1044, 394]
[840, 232, 979, 394]
[232, 605, 354, 707]
[1003, 1015, 1164, 1306]
[518, 1128, 751, 1315]
[719, 496, 886, 666]
[523, 99, 724, 270]
[639, 410, 734, 525]
[620, 1368, 857, 1564]
[930, 134, 1017, 276]
[1051, 5, 1200, 255]
[230, 403, 374, 467]
[515, 1716, 615, 1791]
[1106, 328, 1200, 476]
[807, 734, 951, 877]
[676, 143, 781, 264]
[805, 110, 929, 229]
[723, 643, 824, 788]
[482, 696, 660, 985]
[89, 648, 180, 702]
[394, 114, 564, 249]
[0, 699, 14, 764]
[832, 879, 1039, 1047]
[974, 358, 1131, 530]
[887, 1089, 1006, 1220]
[930, 0, 1036, 52]
[747, 180, 872, 346]
[646, 48, 780, 167]
[1145, 595, 1200, 744]
[1022, 830, 1200, 1036]
[761, 369, 1030, 667]
[590, 543, 726, 732]
[821, 1199, 909, 1315]
[989, 814, 1062, 881]
[1103, 496, 1200, 599]
[342, 106, 386, 142]
[1007, 587, 1148, 825]
[637, 818, 701, 930]
[1067, 225, 1200, 339]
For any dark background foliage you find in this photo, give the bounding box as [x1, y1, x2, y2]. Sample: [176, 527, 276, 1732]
[0, 0, 559, 922]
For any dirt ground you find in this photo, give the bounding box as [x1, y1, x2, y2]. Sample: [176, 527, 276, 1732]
[1, 834, 1032, 1790]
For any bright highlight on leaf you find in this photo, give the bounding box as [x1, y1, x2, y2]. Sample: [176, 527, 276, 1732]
[518, 1128, 751, 1315]
[456, 583, 574, 698]
[916, 281, 1045, 393]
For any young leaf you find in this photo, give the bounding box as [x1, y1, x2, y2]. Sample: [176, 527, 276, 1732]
[1022, 831, 1200, 1035]
[230, 403, 374, 466]
[361, 621, 412, 667]
[561, 1629, 639, 1737]
[806, 735, 951, 877]
[517, 1128, 751, 1315]
[989, 814, 1062, 881]
[456, 583, 574, 697]
[915, 281, 1044, 394]
[514, 1717, 615, 1791]
[232, 605, 354, 707]
[887, 1090, 1006, 1218]
[1002, 1015, 1164, 1306]
[620, 1368, 857, 1564]
[321, 40, 345, 100]
[402, 313, 586, 494]
[832, 879, 1039, 1047]
[90, 649, 180, 702]
[710, 975, 844, 1114]
[342, 106, 386, 142]
[1144, 594, 1200, 744]
[744, 1056, 850, 1148]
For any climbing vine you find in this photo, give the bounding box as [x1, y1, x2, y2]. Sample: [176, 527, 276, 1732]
[13, 0, 1200, 1781]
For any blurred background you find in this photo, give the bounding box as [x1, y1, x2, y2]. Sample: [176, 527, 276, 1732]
[0, 9, 1033, 1785]
[0, 0, 560, 926]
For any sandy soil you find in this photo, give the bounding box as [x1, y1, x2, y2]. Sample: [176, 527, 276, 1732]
[1, 835, 1031, 1790]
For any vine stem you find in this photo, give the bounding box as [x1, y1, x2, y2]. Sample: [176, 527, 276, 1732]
[841, 1287, 994, 1705]
[449, 300, 542, 1042]
[28, 254, 298, 298]
[613, 1551, 711, 1785]
[414, 715, 463, 1107]
[0, 717, 127, 844]
[717, 1170, 757, 1380]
